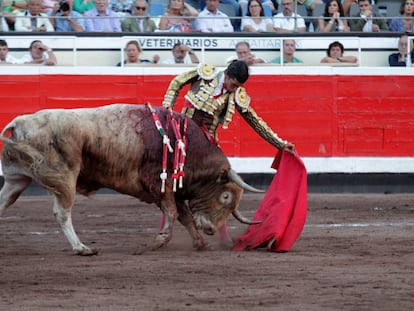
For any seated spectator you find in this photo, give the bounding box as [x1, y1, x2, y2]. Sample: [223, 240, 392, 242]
[320, 41, 358, 64]
[195, 0, 234, 32]
[162, 42, 199, 64]
[49, 0, 85, 31]
[275, 0, 323, 16]
[389, 35, 414, 66]
[273, 0, 306, 33]
[317, 0, 349, 32]
[200, 0, 239, 13]
[390, 0, 414, 33]
[14, 0, 55, 31]
[225, 41, 265, 65]
[214, 0, 241, 30]
[200, 0, 240, 29]
[20, 40, 57, 65]
[117, 40, 159, 66]
[349, 0, 389, 32]
[270, 39, 303, 64]
[2, 0, 27, 30]
[241, 0, 274, 32]
[73, 0, 95, 14]
[239, 0, 276, 16]
[84, 0, 121, 32]
[159, 0, 198, 32]
[121, 0, 157, 32]
[0, 39, 21, 64]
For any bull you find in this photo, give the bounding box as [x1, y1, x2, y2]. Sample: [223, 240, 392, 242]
[0, 104, 259, 255]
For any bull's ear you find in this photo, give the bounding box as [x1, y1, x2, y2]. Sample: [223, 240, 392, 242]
[216, 169, 230, 184]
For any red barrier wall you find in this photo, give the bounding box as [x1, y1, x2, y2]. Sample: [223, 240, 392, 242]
[1, 74, 414, 157]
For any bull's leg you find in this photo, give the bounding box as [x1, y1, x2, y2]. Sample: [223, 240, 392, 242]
[153, 196, 177, 250]
[176, 201, 210, 250]
[52, 193, 97, 256]
[48, 171, 97, 256]
[0, 174, 32, 216]
[218, 222, 233, 242]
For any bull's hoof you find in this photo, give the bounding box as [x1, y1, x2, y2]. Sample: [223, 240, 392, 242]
[152, 233, 170, 251]
[193, 239, 212, 251]
[74, 247, 99, 256]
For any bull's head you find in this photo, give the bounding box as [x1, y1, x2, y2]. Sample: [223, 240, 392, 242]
[189, 169, 262, 236]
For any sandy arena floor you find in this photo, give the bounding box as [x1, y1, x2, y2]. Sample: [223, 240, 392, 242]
[1, 193, 413, 310]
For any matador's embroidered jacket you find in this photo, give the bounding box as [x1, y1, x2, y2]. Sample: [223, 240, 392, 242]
[162, 64, 288, 150]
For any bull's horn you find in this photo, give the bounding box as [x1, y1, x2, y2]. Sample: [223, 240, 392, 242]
[232, 209, 261, 225]
[228, 169, 264, 193]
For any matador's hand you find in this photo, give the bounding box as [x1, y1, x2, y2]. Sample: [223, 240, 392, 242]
[283, 142, 295, 154]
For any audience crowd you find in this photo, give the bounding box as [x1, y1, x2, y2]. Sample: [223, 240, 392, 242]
[0, 0, 412, 33]
[0, 1, 412, 67]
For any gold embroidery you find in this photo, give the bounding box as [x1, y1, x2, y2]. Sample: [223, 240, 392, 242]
[197, 64, 218, 80]
[163, 63, 289, 150]
[235, 87, 250, 112]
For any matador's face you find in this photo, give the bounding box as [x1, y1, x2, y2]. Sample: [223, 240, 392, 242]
[224, 74, 243, 93]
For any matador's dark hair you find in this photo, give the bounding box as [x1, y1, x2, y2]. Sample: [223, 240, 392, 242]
[225, 60, 250, 84]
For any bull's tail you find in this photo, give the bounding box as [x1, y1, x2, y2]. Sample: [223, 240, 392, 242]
[1, 122, 66, 196]
[1, 120, 42, 168]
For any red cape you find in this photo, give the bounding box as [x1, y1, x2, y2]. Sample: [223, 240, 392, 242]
[232, 150, 308, 252]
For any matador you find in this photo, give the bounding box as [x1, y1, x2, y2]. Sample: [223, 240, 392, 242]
[162, 60, 295, 244]
[162, 60, 295, 152]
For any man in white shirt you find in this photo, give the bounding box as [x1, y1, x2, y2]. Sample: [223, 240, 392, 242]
[0, 40, 21, 64]
[20, 40, 57, 66]
[162, 43, 199, 64]
[14, 0, 55, 32]
[195, 0, 234, 32]
[273, 0, 306, 33]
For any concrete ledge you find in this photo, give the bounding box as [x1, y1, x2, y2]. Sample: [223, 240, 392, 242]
[1, 173, 413, 196]
[241, 173, 414, 194]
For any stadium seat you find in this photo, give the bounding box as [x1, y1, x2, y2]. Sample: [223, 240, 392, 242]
[149, 2, 165, 17]
[312, 3, 325, 18]
[375, 1, 401, 18]
[349, 3, 360, 16]
[218, 3, 237, 17]
[375, 1, 401, 26]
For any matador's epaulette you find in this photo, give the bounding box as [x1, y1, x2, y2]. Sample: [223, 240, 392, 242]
[197, 63, 219, 80]
[234, 87, 250, 112]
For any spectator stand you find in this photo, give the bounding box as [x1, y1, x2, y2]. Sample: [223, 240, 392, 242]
[2, 34, 411, 67]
